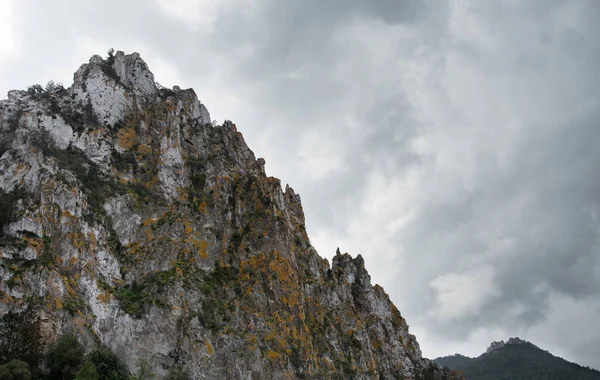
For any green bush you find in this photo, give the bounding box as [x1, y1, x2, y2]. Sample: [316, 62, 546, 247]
[74, 362, 98, 380]
[0, 187, 30, 237]
[0, 360, 31, 380]
[115, 282, 150, 318]
[86, 348, 129, 380]
[45, 334, 85, 380]
[63, 296, 87, 316]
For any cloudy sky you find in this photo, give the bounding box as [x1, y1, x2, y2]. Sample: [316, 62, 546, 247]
[1, 0, 600, 369]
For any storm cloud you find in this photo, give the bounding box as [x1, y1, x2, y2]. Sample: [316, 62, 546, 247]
[1, 0, 599, 369]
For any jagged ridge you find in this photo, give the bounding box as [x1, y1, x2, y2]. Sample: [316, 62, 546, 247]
[0, 51, 462, 379]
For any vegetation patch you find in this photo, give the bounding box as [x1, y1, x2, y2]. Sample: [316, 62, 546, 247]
[0, 186, 31, 237]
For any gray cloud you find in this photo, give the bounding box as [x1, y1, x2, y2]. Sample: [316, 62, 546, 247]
[1, 0, 600, 369]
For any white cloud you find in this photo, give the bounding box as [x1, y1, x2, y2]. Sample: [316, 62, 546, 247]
[429, 265, 499, 320]
[0, 2, 16, 61]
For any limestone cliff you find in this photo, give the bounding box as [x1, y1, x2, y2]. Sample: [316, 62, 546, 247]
[0, 51, 462, 380]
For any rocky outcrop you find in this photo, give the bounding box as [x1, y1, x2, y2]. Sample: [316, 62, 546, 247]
[485, 337, 536, 354]
[485, 340, 505, 353]
[0, 51, 461, 379]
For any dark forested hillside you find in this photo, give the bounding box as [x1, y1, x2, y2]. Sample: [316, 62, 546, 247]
[435, 338, 600, 380]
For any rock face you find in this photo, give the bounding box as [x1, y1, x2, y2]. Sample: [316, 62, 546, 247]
[0, 52, 462, 380]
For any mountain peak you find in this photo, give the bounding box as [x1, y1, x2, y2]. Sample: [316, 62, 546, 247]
[485, 340, 505, 353]
[0, 52, 461, 379]
[74, 50, 157, 97]
[506, 336, 532, 346]
[436, 337, 600, 379]
[65, 50, 211, 130]
[485, 337, 535, 353]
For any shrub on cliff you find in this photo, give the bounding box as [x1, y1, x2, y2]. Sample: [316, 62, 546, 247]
[45, 334, 85, 380]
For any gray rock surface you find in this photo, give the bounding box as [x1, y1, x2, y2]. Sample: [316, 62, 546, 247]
[0, 52, 462, 380]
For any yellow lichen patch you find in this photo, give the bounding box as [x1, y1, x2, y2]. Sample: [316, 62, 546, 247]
[184, 221, 193, 236]
[264, 331, 277, 342]
[370, 338, 380, 350]
[245, 334, 258, 351]
[137, 143, 151, 155]
[268, 252, 300, 308]
[63, 277, 78, 297]
[197, 200, 208, 214]
[68, 257, 78, 267]
[23, 237, 43, 254]
[97, 290, 112, 304]
[369, 359, 376, 374]
[89, 127, 105, 137]
[66, 232, 86, 251]
[322, 357, 337, 372]
[175, 266, 184, 278]
[54, 298, 63, 310]
[198, 240, 208, 259]
[266, 350, 281, 362]
[127, 242, 143, 256]
[204, 339, 214, 356]
[87, 231, 97, 252]
[117, 127, 138, 150]
[177, 187, 189, 202]
[145, 228, 154, 241]
[83, 260, 94, 275]
[142, 218, 157, 227]
[0, 291, 14, 305]
[15, 162, 30, 173]
[60, 211, 75, 219]
[180, 247, 191, 258]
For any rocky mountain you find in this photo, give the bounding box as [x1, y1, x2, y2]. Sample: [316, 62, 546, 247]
[435, 337, 600, 380]
[0, 51, 462, 379]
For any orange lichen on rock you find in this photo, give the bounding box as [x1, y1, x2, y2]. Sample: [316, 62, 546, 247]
[199, 240, 208, 259]
[97, 290, 112, 305]
[266, 350, 281, 362]
[204, 339, 214, 356]
[117, 126, 138, 150]
[137, 143, 151, 155]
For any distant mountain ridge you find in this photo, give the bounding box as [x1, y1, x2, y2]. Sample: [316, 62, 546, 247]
[435, 337, 600, 380]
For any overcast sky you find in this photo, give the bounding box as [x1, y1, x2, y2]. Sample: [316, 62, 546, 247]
[1, 0, 600, 369]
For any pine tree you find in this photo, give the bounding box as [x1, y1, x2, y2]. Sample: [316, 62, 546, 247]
[0, 308, 42, 370]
